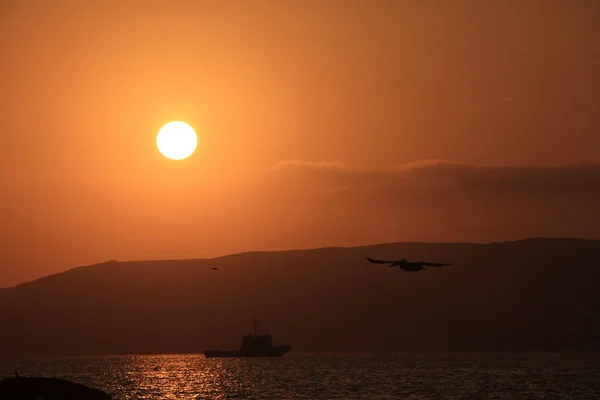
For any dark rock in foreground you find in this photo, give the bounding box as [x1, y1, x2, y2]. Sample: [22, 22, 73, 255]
[0, 376, 111, 399]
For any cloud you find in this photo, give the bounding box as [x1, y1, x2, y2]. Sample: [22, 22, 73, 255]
[270, 159, 351, 172]
[262, 159, 600, 241]
[402, 162, 600, 194]
[270, 159, 600, 195]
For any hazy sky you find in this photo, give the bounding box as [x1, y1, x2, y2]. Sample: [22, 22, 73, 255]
[1, 0, 599, 286]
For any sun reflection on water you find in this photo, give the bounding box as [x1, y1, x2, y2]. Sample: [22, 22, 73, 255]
[104, 355, 297, 399]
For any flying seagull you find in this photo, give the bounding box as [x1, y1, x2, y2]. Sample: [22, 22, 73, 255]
[366, 257, 451, 272]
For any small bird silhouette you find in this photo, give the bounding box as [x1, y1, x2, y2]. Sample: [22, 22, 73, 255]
[366, 257, 451, 272]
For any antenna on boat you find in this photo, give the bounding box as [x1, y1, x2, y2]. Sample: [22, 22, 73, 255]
[253, 316, 260, 336]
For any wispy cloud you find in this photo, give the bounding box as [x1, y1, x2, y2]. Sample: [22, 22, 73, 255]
[263, 159, 600, 240]
[270, 159, 600, 194]
[270, 159, 351, 172]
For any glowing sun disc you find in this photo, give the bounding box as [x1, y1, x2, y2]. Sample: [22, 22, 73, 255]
[157, 121, 198, 160]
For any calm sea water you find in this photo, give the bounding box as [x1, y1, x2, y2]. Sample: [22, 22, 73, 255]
[1, 354, 599, 399]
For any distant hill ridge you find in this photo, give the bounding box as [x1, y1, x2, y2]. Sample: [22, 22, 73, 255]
[7, 237, 595, 286]
[1, 237, 599, 355]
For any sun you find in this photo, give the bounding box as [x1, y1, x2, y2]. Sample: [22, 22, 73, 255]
[156, 121, 198, 160]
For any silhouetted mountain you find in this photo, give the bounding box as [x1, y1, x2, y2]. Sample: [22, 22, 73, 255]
[1, 238, 599, 356]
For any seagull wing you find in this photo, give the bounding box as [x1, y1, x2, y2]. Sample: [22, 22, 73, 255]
[417, 261, 451, 267]
[366, 257, 393, 264]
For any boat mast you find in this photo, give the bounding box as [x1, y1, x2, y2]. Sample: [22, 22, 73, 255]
[253, 316, 260, 336]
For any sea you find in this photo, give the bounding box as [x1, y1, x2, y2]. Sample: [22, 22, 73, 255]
[1, 353, 599, 399]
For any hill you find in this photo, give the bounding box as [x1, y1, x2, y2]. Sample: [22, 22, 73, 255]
[1, 238, 599, 356]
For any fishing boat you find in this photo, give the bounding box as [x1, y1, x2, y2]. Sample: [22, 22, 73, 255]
[204, 316, 291, 358]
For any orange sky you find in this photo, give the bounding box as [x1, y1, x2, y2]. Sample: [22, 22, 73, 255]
[1, 0, 599, 287]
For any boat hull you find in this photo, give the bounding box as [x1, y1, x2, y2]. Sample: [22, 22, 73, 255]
[204, 345, 291, 358]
